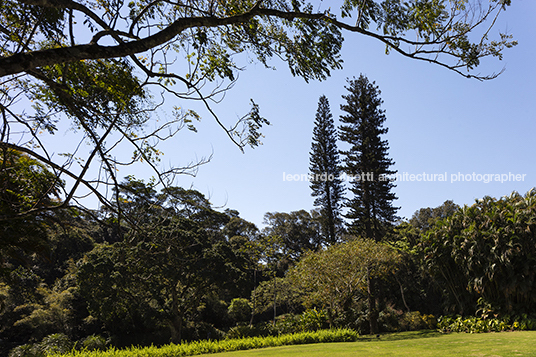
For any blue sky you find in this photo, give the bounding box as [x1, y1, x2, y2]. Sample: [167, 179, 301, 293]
[155, 1, 535, 228]
[40, 1, 535, 228]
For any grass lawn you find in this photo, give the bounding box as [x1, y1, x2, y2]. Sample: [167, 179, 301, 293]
[206, 331, 536, 357]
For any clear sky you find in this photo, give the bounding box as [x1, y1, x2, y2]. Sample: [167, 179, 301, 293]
[43, 1, 536, 229]
[153, 1, 536, 228]
[147, 1, 534, 228]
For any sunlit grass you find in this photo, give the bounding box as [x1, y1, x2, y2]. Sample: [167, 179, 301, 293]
[51, 330, 536, 357]
[207, 330, 536, 357]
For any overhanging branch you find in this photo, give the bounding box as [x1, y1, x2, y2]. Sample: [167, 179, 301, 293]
[0, 7, 326, 77]
[0, 142, 116, 219]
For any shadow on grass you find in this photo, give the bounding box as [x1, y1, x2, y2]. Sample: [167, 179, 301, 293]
[358, 330, 443, 342]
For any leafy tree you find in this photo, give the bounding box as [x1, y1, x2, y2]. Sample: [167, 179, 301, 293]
[380, 200, 460, 316]
[135, 217, 231, 343]
[8, 287, 80, 343]
[228, 298, 252, 324]
[257, 210, 323, 324]
[0, 267, 45, 343]
[309, 95, 344, 244]
[339, 75, 398, 241]
[0, 149, 62, 217]
[289, 238, 401, 332]
[224, 216, 260, 243]
[423, 190, 536, 316]
[383, 221, 444, 316]
[262, 210, 322, 267]
[222, 216, 276, 325]
[409, 199, 459, 232]
[223, 216, 263, 299]
[76, 243, 157, 339]
[78, 182, 255, 343]
[29, 214, 96, 286]
[0, 0, 516, 221]
[160, 186, 231, 231]
[0, 149, 63, 271]
[0, 262, 93, 356]
[382, 200, 460, 316]
[250, 276, 303, 317]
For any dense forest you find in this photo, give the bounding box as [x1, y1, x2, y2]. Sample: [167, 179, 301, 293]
[3, 145, 536, 356]
[0, 0, 523, 355]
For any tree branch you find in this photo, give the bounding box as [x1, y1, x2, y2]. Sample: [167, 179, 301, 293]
[0, 8, 326, 77]
[0, 142, 116, 218]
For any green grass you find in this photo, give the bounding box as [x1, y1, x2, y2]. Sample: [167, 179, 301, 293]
[52, 330, 536, 357]
[206, 331, 536, 357]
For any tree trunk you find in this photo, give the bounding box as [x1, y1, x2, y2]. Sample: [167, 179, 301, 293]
[396, 275, 410, 312]
[367, 265, 379, 334]
[170, 283, 183, 344]
[273, 272, 277, 327]
[250, 268, 257, 327]
[326, 306, 334, 329]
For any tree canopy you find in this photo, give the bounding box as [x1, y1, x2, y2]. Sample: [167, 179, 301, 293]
[289, 238, 401, 328]
[0, 0, 516, 220]
[423, 190, 536, 316]
[0, 149, 63, 269]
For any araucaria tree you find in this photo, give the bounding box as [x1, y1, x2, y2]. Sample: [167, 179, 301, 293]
[309, 95, 344, 244]
[339, 75, 398, 241]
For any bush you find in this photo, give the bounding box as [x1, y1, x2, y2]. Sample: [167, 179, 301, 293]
[38, 334, 73, 355]
[272, 314, 300, 335]
[275, 309, 329, 335]
[437, 315, 536, 333]
[9, 334, 74, 357]
[378, 308, 436, 333]
[378, 306, 401, 332]
[185, 321, 225, 341]
[50, 328, 359, 357]
[228, 298, 252, 323]
[399, 311, 437, 331]
[80, 335, 107, 351]
[299, 308, 329, 332]
[9, 344, 43, 357]
[226, 309, 330, 338]
[226, 323, 272, 339]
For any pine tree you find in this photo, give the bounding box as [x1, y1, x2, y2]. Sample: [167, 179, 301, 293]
[309, 95, 344, 245]
[339, 75, 398, 242]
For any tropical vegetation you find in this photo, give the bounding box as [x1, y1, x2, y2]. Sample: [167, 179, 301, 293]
[0, 1, 529, 356]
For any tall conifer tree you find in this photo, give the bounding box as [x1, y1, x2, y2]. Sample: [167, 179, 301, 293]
[309, 95, 344, 245]
[339, 75, 398, 335]
[339, 75, 398, 242]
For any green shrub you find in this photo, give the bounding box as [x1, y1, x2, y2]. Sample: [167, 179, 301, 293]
[378, 306, 401, 332]
[400, 311, 437, 331]
[226, 323, 273, 339]
[437, 315, 536, 333]
[300, 308, 329, 331]
[9, 344, 43, 357]
[9, 334, 74, 357]
[228, 298, 252, 323]
[378, 308, 436, 333]
[272, 314, 300, 335]
[39, 334, 74, 355]
[80, 335, 107, 351]
[227, 309, 330, 339]
[50, 328, 359, 357]
[273, 309, 330, 335]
